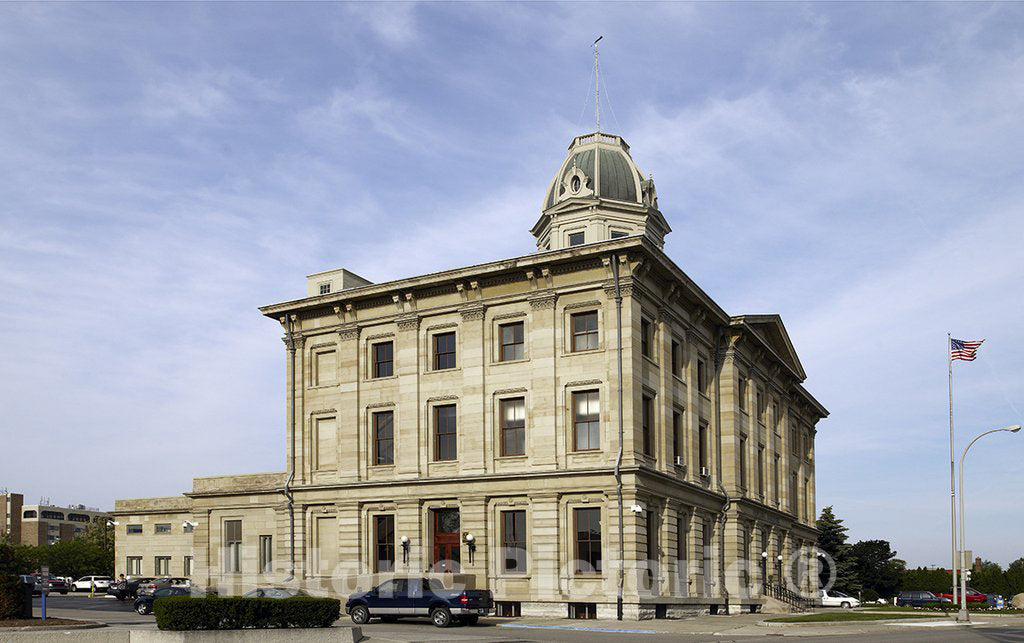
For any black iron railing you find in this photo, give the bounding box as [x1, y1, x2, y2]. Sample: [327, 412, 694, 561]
[763, 581, 815, 612]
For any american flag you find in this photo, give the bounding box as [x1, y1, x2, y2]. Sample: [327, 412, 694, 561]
[950, 338, 984, 361]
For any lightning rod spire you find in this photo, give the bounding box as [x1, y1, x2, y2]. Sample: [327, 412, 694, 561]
[593, 36, 603, 132]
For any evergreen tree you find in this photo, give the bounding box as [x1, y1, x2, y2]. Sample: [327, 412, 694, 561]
[815, 506, 860, 593]
[849, 539, 901, 598]
[1005, 558, 1024, 597]
[971, 560, 1010, 597]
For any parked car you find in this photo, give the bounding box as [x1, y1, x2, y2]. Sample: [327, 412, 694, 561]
[136, 577, 190, 597]
[936, 587, 987, 603]
[133, 586, 193, 615]
[896, 590, 952, 607]
[71, 576, 112, 592]
[242, 587, 310, 599]
[818, 589, 860, 608]
[345, 577, 493, 628]
[108, 577, 154, 601]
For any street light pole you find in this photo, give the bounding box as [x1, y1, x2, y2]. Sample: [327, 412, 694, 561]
[957, 424, 1021, 623]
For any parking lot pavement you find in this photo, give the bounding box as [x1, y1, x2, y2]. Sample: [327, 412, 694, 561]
[32, 593, 157, 629]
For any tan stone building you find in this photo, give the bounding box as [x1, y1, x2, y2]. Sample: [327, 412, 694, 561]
[2, 492, 109, 546]
[114, 131, 826, 618]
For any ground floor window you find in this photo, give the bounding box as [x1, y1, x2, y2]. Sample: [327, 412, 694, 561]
[568, 602, 597, 619]
[500, 510, 526, 573]
[374, 515, 395, 573]
[495, 601, 521, 617]
[224, 519, 242, 573]
[573, 507, 602, 574]
[127, 556, 141, 575]
[259, 535, 273, 574]
[183, 556, 193, 577]
[154, 556, 170, 576]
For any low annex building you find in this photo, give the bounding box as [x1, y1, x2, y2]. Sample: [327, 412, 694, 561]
[2, 492, 110, 546]
[114, 131, 827, 618]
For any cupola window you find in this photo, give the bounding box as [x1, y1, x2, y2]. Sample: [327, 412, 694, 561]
[571, 175, 581, 193]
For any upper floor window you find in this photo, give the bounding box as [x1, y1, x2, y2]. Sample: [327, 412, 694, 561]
[641, 318, 652, 358]
[500, 398, 526, 456]
[571, 311, 598, 352]
[572, 390, 600, 451]
[319, 282, 331, 295]
[610, 230, 628, 239]
[772, 401, 781, 432]
[568, 231, 585, 246]
[671, 339, 682, 378]
[434, 404, 457, 461]
[739, 437, 747, 490]
[757, 446, 766, 497]
[372, 341, 393, 378]
[127, 524, 143, 535]
[22, 510, 36, 519]
[433, 332, 456, 370]
[373, 411, 395, 465]
[499, 322, 524, 361]
[698, 422, 708, 470]
[738, 377, 748, 412]
[641, 395, 653, 456]
[155, 523, 171, 534]
[41, 510, 64, 520]
[697, 358, 709, 395]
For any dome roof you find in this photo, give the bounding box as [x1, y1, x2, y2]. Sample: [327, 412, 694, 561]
[544, 132, 647, 209]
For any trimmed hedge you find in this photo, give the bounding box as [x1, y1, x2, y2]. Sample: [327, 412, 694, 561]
[154, 596, 340, 630]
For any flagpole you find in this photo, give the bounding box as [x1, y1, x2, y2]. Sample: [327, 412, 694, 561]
[948, 333, 958, 606]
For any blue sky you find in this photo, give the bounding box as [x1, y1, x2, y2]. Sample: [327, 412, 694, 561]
[1, 3, 1022, 568]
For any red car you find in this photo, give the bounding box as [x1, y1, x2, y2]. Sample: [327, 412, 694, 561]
[936, 587, 987, 603]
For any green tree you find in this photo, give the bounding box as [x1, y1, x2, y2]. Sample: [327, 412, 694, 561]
[971, 560, 1010, 597]
[849, 539, 901, 598]
[901, 566, 952, 594]
[1005, 558, 1024, 597]
[815, 506, 860, 593]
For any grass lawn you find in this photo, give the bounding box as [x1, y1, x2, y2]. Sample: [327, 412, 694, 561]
[766, 611, 947, 623]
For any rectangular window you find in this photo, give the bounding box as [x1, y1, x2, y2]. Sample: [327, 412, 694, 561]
[259, 535, 273, 574]
[772, 401, 780, 432]
[641, 395, 653, 456]
[641, 318, 652, 358]
[433, 332, 456, 370]
[568, 231, 585, 246]
[773, 454, 781, 503]
[500, 398, 526, 456]
[154, 523, 171, 534]
[372, 341, 393, 378]
[183, 556, 193, 577]
[501, 510, 527, 573]
[739, 437, 747, 490]
[698, 422, 708, 470]
[373, 411, 394, 465]
[314, 416, 337, 471]
[790, 474, 799, 514]
[671, 339, 681, 377]
[697, 358, 708, 395]
[570, 311, 598, 352]
[434, 404, 457, 461]
[127, 556, 141, 575]
[572, 390, 600, 451]
[610, 230, 628, 239]
[791, 428, 799, 456]
[757, 389, 766, 424]
[499, 322, 524, 361]
[313, 349, 337, 386]
[319, 282, 331, 295]
[645, 512, 657, 587]
[573, 507, 602, 574]
[758, 446, 765, 497]
[804, 478, 810, 522]
[155, 556, 170, 575]
[127, 524, 142, 535]
[672, 411, 682, 464]
[224, 519, 242, 573]
[738, 377, 748, 411]
[677, 515, 688, 572]
[374, 515, 395, 573]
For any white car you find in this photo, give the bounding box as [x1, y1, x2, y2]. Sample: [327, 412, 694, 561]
[819, 589, 860, 608]
[72, 576, 112, 592]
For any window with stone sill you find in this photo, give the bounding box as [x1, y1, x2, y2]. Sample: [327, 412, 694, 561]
[499, 321, 524, 362]
[738, 377, 748, 412]
[640, 318, 653, 358]
[372, 341, 393, 378]
[570, 311, 599, 352]
[432, 332, 456, 370]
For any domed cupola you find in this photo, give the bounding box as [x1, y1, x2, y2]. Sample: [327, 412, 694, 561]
[532, 132, 670, 252]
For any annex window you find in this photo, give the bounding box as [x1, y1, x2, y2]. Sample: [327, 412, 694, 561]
[183, 556, 193, 577]
[500, 398, 526, 456]
[374, 515, 395, 573]
[259, 535, 273, 574]
[22, 510, 36, 519]
[434, 404, 457, 461]
[501, 510, 527, 573]
[41, 511, 64, 520]
[572, 390, 600, 451]
[499, 322, 524, 361]
[641, 318, 653, 358]
[570, 311, 598, 352]
[433, 332, 456, 370]
[573, 507, 602, 574]
[372, 341, 393, 378]
[154, 523, 171, 535]
[127, 524, 143, 535]
[641, 395, 653, 456]
[127, 556, 141, 575]
[568, 231, 585, 246]
[373, 410, 394, 466]
[155, 556, 170, 576]
[224, 519, 242, 573]
[739, 437, 747, 490]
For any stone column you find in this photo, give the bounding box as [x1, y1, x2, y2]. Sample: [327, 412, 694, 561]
[527, 291, 557, 469]
[396, 315, 421, 478]
[459, 305, 487, 474]
[529, 493, 560, 602]
[338, 324, 360, 482]
[460, 497, 488, 587]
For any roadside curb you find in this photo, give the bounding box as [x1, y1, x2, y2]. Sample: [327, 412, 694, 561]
[1, 621, 107, 631]
[759, 617, 953, 628]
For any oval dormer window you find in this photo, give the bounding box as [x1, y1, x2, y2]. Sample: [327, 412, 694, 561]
[571, 175, 581, 193]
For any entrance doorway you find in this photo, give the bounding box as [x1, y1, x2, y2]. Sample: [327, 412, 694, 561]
[431, 508, 461, 572]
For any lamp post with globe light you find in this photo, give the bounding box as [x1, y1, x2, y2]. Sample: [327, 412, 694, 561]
[957, 424, 1021, 623]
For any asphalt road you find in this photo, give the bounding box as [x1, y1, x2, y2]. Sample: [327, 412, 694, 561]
[30, 595, 1024, 642]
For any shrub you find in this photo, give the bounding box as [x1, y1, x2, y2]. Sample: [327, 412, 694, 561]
[0, 577, 32, 620]
[861, 588, 879, 602]
[154, 596, 340, 630]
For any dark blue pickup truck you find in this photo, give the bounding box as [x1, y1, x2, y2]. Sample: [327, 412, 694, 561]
[345, 577, 493, 627]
